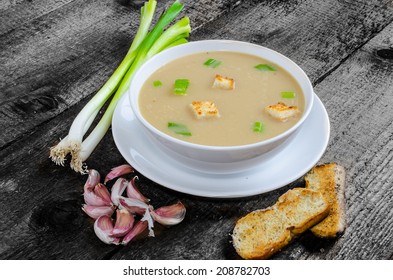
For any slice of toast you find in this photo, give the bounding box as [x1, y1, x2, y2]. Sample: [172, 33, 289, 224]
[305, 163, 346, 238]
[276, 188, 332, 235]
[232, 188, 330, 259]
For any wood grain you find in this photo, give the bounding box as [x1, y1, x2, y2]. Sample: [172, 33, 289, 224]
[0, 0, 392, 260]
[313, 22, 393, 260]
[0, 0, 74, 36]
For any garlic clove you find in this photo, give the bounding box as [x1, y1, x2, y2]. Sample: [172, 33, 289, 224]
[110, 209, 134, 237]
[94, 215, 120, 245]
[82, 204, 115, 220]
[83, 186, 111, 206]
[151, 201, 186, 226]
[110, 178, 128, 206]
[84, 169, 101, 193]
[121, 220, 148, 245]
[118, 196, 149, 215]
[84, 183, 112, 207]
[94, 183, 112, 205]
[126, 176, 149, 203]
[104, 164, 134, 184]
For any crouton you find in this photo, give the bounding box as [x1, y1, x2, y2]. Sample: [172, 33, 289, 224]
[265, 102, 300, 122]
[190, 101, 220, 119]
[212, 74, 235, 90]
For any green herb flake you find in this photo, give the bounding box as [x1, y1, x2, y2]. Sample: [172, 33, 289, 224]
[254, 64, 276, 72]
[153, 80, 162, 87]
[168, 122, 192, 136]
[253, 121, 265, 133]
[174, 79, 190, 95]
[281, 91, 296, 98]
[204, 58, 222, 68]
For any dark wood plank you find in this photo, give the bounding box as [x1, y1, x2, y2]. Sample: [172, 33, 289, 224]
[0, 0, 74, 36]
[304, 22, 393, 260]
[0, 0, 139, 149]
[192, 0, 393, 84]
[0, 100, 114, 259]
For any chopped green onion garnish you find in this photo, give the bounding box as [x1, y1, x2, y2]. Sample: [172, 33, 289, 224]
[254, 64, 276, 71]
[174, 79, 190, 95]
[281, 91, 296, 98]
[204, 58, 222, 68]
[153, 80, 162, 87]
[253, 121, 264, 132]
[168, 122, 192, 136]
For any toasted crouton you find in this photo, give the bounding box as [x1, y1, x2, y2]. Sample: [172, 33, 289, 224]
[212, 74, 235, 90]
[190, 101, 220, 119]
[305, 163, 346, 238]
[232, 188, 330, 259]
[265, 102, 300, 122]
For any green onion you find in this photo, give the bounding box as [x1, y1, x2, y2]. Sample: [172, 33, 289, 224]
[49, 0, 191, 173]
[168, 122, 192, 136]
[174, 79, 190, 95]
[254, 64, 276, 71]
[253, 121, 264, 132]
[153, 80, 162, 87]
[146, 16, 190, 58]
[281, 91, 296, 98]
[204, 58, 222, 68]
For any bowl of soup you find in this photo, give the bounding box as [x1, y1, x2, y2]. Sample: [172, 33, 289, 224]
[127, 40, 314, 173]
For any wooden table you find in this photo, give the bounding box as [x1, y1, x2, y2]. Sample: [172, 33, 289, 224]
[1, 0, 393, 260]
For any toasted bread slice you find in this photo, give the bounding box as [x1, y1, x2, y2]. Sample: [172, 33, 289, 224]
[276, 188, 332, 235]
[190, 101, 220, 119]
[232, 188, 330, 259]
[232, 208, 292, 260]
[265, 102, 300, 122]
[212, 74, 235, 90]
[305, 163, 346, 238]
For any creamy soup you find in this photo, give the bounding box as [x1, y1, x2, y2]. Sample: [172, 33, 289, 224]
[138, 51, 304, 146]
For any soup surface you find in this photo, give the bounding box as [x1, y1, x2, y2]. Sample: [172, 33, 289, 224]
[138, 51, 304, 146]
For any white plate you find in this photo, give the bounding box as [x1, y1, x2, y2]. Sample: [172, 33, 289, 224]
[112, 93, 330, 198]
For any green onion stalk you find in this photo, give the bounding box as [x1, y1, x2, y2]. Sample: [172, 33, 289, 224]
[50, 0, 191, 173]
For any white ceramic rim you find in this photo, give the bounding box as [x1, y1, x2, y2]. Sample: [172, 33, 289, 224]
[128, 40, 314, 152]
